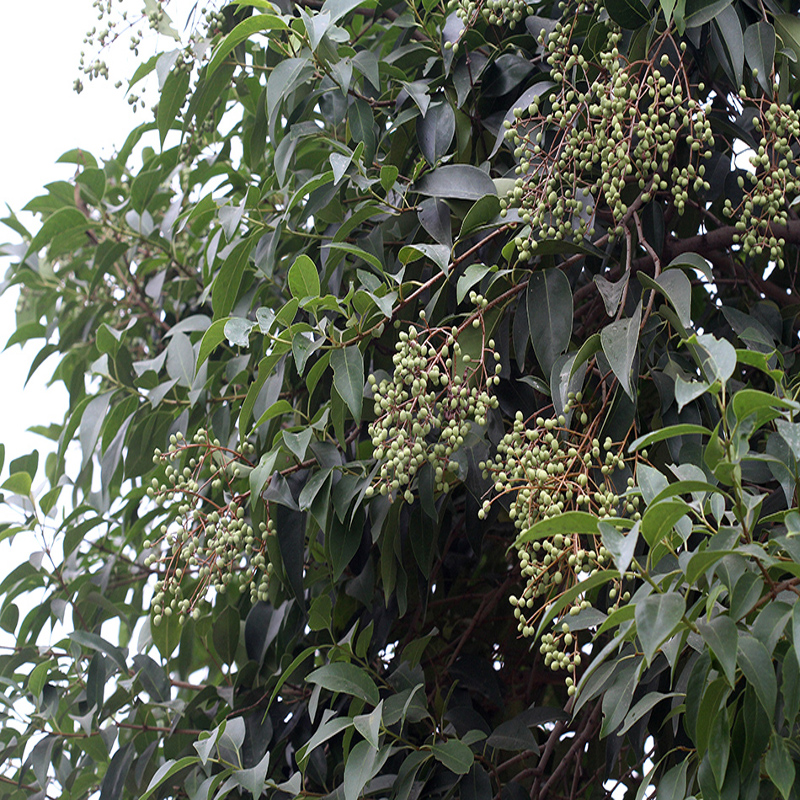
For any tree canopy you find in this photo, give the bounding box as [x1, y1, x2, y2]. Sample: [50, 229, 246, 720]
[3, 0, 800, 797]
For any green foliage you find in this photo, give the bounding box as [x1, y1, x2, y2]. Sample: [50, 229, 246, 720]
[3, 0, 800, 798]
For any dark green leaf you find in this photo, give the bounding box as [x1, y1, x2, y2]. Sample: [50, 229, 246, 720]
[732, 389, 798, 424]
[414, 165, 497, 200]
[207, 14, 288, 76]
[430, 739, 474, 774]
[307, 661, 380, 705]
[765, 733, 795, 800]
[274, 503, 306, 606]
[697, 615, 737, 687]
[713, 5, 744, 87]
[328, 513, 362, 580]
[151, 611, 182, 659]
[684, 0, 732, 28]
[527, 268, 573, 378]
[605, 0, 650, 28]
[515, 510, 605, 546]
[774, 14, 800, 65]
[460, 196, 501, 239]
[212, 605, 240, 664]
[212, 238, 252, 320]
[288, 254, 321, 300]
[100, 742, 135, 800]
[349, 98, 376, 164]
[381, 165, 399, 193]
[629, 423, 712, 452]
[68, 631, 128, 674]
[157, 68, 190, 146]
[738, 634, 777, 715]
[792, 602, 800, 670]
[600, 302, 641, 399]
[418, 102, 456, 165]
[641, 498, 690, 546]
[635, 592, 685, 663]
[26, 207, 93, 257]
[619, 691, 680, 735]
[132, 654, 171, 703]
[331, 345, 364, 422]
[487, 717, 539, 753]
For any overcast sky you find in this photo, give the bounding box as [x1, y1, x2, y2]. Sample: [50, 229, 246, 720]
[0, 3, 201, 472]
[0, 2, 196, 574]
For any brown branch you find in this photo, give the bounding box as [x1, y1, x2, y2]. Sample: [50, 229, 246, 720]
[536, 702, 602, 800]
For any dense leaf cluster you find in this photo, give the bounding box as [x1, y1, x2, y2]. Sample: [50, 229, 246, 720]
[3, 0, 800, 798]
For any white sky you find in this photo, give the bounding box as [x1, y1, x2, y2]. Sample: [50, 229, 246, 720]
[0, 2, 197, 577]
[0, 2, 207, 470]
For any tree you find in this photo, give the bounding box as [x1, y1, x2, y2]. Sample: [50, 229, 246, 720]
[2, 0, 800, 796]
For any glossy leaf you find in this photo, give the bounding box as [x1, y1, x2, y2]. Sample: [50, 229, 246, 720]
[605, 0, 650, 28]
[430, 739, 474, 774]
[765, 733, 795, 800]
[635, 592, 686, 664]
[738, 634, 777, 715]
[307, 662, 380, 706]
[600, 302, 641, 399]
[526, 268, 573, 378]
[331, 345, 364, 422]
[414, 165, 497, 200]
[697, 615, 737, 687]
[288, 254, 321, 300]
[208, 13, 288, 76]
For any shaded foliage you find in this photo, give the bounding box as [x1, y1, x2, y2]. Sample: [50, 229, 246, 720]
[2, 0, 800, 798]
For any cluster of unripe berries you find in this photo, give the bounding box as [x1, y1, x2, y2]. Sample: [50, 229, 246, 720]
[75, 1, 223, 97]
[500, 11, 713, 252]
[724, 94, 800, 268]
[204, 7, 233, 37]
[366, 315, 500, 503]
[144, 429, 274, 625]
[480, 394, 638, 676]
[449, 0, 532, 32]
[480, 396, 638, 529]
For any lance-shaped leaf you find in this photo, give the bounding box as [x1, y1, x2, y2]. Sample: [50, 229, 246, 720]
[635, 592, 686, 663]
[414, 165, 496, 200]
[745, 22, 776, 94]
[527, 268, 573, 378]
[331, 345, 364, 422]
[600, 302, 641, 399]
[307, 661, 380, 705]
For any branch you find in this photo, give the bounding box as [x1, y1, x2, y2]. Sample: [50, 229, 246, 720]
[536, 702, 602, 799]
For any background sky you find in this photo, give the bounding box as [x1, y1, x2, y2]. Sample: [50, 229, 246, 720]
[0, 1, 196, 574]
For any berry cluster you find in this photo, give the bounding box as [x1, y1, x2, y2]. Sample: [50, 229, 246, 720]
[449, 0, 531, 32]
[366, 310, 501, 503]
[75, 0, 223, 98]
[725, 94, 800, 268]
[480, 402, 637, 530]
[144, 429, 273, 624]
[480, 395, 639, 678]
[501, 15, 713, 255]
